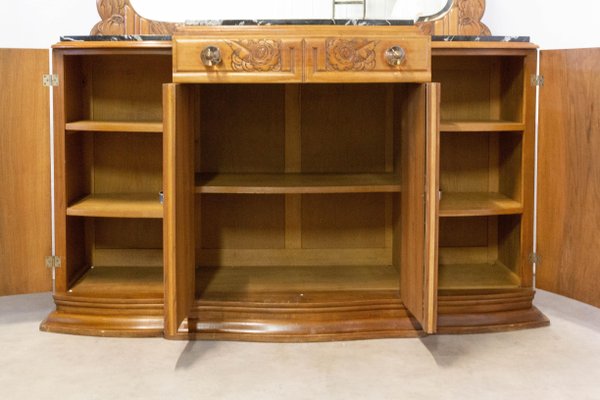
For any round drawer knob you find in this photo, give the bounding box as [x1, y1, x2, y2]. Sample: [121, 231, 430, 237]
[385, 46, 406, 66]
[201, 46, 222, 67]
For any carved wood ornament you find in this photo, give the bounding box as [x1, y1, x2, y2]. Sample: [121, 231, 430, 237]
[326, 39, 377, 72]
[227, 40, 282, 72]
[92, 0, 176, 35]
[92, 0, 491, 36]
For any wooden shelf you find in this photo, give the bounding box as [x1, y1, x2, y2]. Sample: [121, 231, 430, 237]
[69, 266, 163, 298]
[438, 262, 520, 290]
[65, 120, 163, 133]
[440, 120, 525, 132]
[195, 173, 401, 194]
[440, 192, 523, 217]
[196, 265, 399, 296]
[67, 193, 163, 218]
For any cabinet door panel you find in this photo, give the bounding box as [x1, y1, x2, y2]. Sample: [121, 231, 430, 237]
[163, 84, 197, 336]
[401, 83, 439, 333]
[0, 49, 51, 295]
[537, 48, 600, 308]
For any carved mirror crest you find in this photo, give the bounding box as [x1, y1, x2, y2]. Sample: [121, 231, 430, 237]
[92, 0, 490, 36]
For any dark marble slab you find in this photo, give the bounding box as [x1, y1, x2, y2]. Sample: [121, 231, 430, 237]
[60, 35, 171, 42]
[432, 35, 530, 42]
[61, 34, 530, 43]
[184, 19, 413, 26]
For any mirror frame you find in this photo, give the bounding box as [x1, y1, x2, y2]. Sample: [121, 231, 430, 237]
[91, 0, 490, 36]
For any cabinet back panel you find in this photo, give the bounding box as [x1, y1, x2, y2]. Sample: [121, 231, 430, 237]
[441, 132, 522, 199]
[441, 134, 490, 192]
[89, 55, 170, 122]
[200, 194, 285, 250]
[301, 193, 387, 249]
[197, 193, 392, 267]
[199, 85, 285, 173]
[301, 84, 390, 173]
[439, 216, 521, 269]
[439, 217, 489, 248]
[93, 133, 163, 193]
[433, 56, 524, 122]
[94, 218, 163, 249]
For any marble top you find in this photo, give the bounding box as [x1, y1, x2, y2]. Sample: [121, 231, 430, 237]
[60, 35, 171, 42]
[432, 35, 530, 42]
[60, 34, 530, 43]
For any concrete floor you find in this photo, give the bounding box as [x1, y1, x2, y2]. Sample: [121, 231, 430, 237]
[1, 290, 599, 400]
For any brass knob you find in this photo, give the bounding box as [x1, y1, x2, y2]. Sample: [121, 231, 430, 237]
[201, 46, 222, 67]
[385, 46, 406, 66]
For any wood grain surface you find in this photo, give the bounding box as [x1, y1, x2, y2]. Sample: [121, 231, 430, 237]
[0, 49, 52, 295]
[537, 48, 600, 307]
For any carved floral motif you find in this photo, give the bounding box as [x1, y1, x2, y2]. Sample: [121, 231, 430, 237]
[92, 0, 176, 35]
[326, 39, 377, 72]
[227, 40, 282, 72]
[457, 0, 491, 35]
[415, 0, 491, 36]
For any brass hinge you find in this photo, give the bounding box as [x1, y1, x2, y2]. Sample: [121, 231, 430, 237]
[42, 74, 59, 87]
[530, 74, 544, 87]
[45, 256, 61, 269]
[529, 252, 541, 264]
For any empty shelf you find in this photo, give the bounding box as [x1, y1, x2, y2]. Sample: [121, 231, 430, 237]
[439, 262, 520, 290]
[67, 193, 163, 218]
[440, 192, 523, 217]
[196, 265, 399, 296]
[65, 120, 163, 133]
[440, 120, 525, 132]
[196, 173, 401, 194]
[69, 266, 164, 298]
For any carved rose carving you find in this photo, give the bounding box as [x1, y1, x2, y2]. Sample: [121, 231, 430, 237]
[92, 0, 126, 34]
[326, 39, 377, 72]
[92, 0, 175, 35]
[415, 0, 491, 35]
[227, 40, 282, 72]
[458, 0, 491, 35]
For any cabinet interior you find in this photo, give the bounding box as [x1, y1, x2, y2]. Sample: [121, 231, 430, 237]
[61, 53, 170, 295]
[433, 53, 527, 292]
[63, 54, 171, 123]
[193, 83, 412, 301]
[432, 55, 524, 124]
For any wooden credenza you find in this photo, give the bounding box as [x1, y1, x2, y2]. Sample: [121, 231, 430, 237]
[39, 26, 549, 340]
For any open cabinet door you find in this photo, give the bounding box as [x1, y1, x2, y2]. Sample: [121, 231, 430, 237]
[0, 49, 52, 295]
[401, 83, 440, 333]
[163, 83, 197, 337]
[537, 48, 600, 308]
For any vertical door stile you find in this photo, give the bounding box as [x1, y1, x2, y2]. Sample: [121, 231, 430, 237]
[424, 82, 441, 333]
[163, 83, 196, 337]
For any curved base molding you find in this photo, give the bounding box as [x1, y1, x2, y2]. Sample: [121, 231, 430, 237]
[39, 290, 549, 339]
[172, 293, 424, 342]
[40, 294, 164, 337]
[437, 290, 550, 334]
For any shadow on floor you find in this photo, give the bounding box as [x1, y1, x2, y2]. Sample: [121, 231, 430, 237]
[175, 340, 222, 370]
[418, 335, 469, 367]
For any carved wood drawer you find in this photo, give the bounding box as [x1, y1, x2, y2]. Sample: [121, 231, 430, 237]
[304, 37, 431, 83]
[173, 37, 303, 83]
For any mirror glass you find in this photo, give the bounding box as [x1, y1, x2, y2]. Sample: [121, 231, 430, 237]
[132, 0, 451, 22]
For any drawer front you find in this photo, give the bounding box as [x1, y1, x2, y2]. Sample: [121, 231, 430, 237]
[173, 37, 303, 83]
[305, 37, 431, 83]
